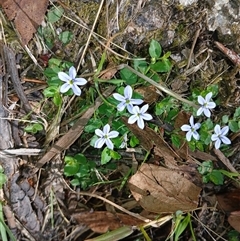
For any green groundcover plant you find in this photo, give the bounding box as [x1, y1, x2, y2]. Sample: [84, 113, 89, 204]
[42, 39, 239, 190]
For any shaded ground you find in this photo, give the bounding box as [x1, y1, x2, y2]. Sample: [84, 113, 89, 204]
[0, 0, 240, 240]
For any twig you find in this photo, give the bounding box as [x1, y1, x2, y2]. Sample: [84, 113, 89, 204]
[186, 28, 200, 69]
[3, 45, 32, 114]
[76, 0, 105, 72]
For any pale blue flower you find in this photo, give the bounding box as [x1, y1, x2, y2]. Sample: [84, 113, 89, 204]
[181, 116, 201, 141]
[113, 85, 143, 112]
[94, 124, 119, 150]
[197, 92, 216, 117]
[211, 125, 231, 149]
[128, 104, 152, 129]
[58, 66, 87, 96]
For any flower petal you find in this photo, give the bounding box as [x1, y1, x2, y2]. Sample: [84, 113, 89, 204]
[203, 108, 211, 118]
[192, 131, 200, 140]
[189, 116, 194, 127]
[58, 72, 71, 82]
[211, 134, 219, 141]
[72, 84, 81, 96]
[126, 104, 134, 113]
[194, 123, 201, 130]
[108, 131, 119, 138]
[130, 106, 139, 115]
[113, 93, 125, 102]
[105, 138, 114, 150]
[117, 102, 126, 111]
[74, 78, 87, 85]
[186, 131, 192, 141]
[128, 115, 138, 124]
[181, 124, 191, 131]
[197, 96, 205, 105]
[221, 126, 229, 136]
[131, 99, 143, 105]
[214, 139, 221, 149]
[221, 136, 231, 145]
[140, 104, 149, 113]
[94, 138, 105, 148]
[60, 83, 71, 93]
[141, 113, 153, 121]
[214, 125, 221, 135]
[206, 102, 216, 109]
[124, 85, 133, 99]
[103, 124, 110, 134]
[196, 107, 204, 116]
[69, 66, 77, 79]
[95, 129, 104, 137]
[205, 92, 213, 102]
[137, 117, 145, 129]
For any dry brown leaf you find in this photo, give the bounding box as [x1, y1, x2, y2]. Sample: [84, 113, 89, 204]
[216, 189, 240, 212]
[71, 211, 144, 233]
[0, 0, 49, 45]
[228, 211, 240, 232]
[129, 163, 201, 213]
[135, 85, 159, 104]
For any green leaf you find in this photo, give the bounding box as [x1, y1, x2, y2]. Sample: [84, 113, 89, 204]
[150, 59, 172, 72]
[133, 59, 149, 74]
[209, 170, 224, 185]
[64, 163, 79, 176]
[222, 115, 229, 124]
[0, 173, 7, 187]
[229, 120, 239, 132]
[53, 92, 62, 106]
[174, 215, 190, 241]
[129, 135, 139, 147]
[110, 150, 121, 160]
[74, 153, 87, 164]
[47, 7, 64, 23]
[120, 68, 137, 85]
[59, 31, 73, 45]
[70, 178, 80, 186]
[206, 84, 219, 97]
[43, 86, 58, 97]
[171, 134, 181, 148]
[149, 39, 162, 59]
[101, 147, 112, 165]
[197, 161, 213, 175]
[233, 107, 240, 119]
[84, 119, 102, 133]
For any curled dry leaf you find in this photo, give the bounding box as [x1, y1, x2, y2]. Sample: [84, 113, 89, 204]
[0, 0, 49, 45]
[129, 164, 201, 213]
[71, 211, 144, 233]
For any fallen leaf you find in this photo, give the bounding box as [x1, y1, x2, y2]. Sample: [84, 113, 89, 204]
[135, 85, 159, 104]
[71, 211, 144, 233]
[216, 189, 240, 212]
[0, 0, 49, 45]
[129, 163, 201, 213]
[228, 211, 240, 232]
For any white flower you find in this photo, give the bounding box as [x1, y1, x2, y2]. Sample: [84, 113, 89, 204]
[94, 124, 119, 150]
[58, 66, 87, 96]
[211, 125, 231, 149]
[197, 92, 216, 117]
[181, 116, 201, 141]
[113, 85, 143, 112]
[128, 104, 152, 129]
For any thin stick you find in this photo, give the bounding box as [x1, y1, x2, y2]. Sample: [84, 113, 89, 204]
[76, 0, 105, 72]
[186, 28, 200, 69]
